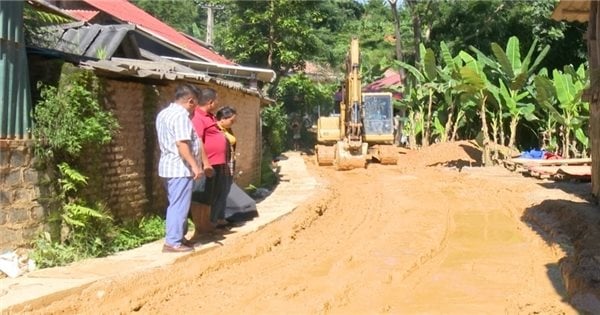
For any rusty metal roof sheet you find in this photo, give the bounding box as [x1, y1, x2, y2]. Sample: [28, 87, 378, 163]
[551, 0, 590, 22]
[80, 58, 274, 104]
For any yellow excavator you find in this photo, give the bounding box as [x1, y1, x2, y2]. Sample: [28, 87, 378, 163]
[315, 38, 398, 170]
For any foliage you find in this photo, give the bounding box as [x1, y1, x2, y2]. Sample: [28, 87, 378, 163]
[132, 0, 200, 35]
[23, 2, 72, 47]
[32, 163, 115, 268]
[275, 73, 336, 116]
[261, 103, 288, 156]
[33, 69, 119, 163]
[471, 35, 549, 148]
[214, 0, 321, 78]
[260, 152, 279, 189]
[424, 0, 585, 71]
[32, 213, 167, 268]
[535, 64, 590, 157]
[30, 68, 122, 267]
[111, 216, 165, 252]
[30, 232, 77, 268]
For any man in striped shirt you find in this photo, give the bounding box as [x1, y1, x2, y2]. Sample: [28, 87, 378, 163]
[156, 84, 207, 253]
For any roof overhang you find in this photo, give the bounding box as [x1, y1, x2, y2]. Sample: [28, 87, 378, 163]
[80, 57, 274, 104]
[552, 0, 590, 22]
[162, 56, 276, 83]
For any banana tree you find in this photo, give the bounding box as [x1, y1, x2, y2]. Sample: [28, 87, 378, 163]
[534, 64, 589, 158]
[457, 50, 495, 166]
[395, 44, 443, 147]
[396, 79, 426, 149]
[437, 41, 469, 143]
[471, 36, 549, 149]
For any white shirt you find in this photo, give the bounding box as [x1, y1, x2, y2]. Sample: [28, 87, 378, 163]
[156, 103, 200, 178]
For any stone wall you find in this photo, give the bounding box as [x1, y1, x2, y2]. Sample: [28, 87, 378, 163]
[0, 140, 44, 251]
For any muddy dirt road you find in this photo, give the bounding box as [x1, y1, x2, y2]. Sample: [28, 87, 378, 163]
[22, 141, 599, 314]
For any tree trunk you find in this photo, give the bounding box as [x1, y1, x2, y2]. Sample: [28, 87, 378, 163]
[267, 0, 275, 69]
[443, 101, 455, 142]
[388, 0, 403, 63]
[407, 0, 422, 63]
[408, 112, 417, 150]
[564, 129, 571, 158]
[423, 89, 433, 147]
[480, 94, 492, 166]
[508, 117, 518, 149]
[451, 110, 464, 141]
[498, 108, 505, 146]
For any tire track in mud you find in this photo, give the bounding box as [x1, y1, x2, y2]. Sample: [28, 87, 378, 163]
[13, 158, 581, 314]
[385, 168, 576, 314]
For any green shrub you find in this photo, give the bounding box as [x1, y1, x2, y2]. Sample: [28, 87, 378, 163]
[111, 216, 165, 252]
[261, 103, 288, 156]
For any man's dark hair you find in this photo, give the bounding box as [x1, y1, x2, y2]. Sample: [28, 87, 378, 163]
[198, 87, 217, 105]
[175, 83, 201, 102]
[216, 106, 237, 120]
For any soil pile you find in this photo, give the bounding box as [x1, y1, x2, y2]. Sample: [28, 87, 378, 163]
[399, 140, 482, 170]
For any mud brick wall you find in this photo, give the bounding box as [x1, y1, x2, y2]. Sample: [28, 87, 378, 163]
[92, 80, 263, 217]
[156, 83, 262, 190]
[0, 140, 44, 251]
[1, 79, 264, 250]
[209, 84, 262, 188]
[93, 80, 150, 219]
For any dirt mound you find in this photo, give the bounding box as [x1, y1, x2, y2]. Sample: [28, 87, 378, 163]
[523, 198, 600, 314]
[398, 140, 482, 169]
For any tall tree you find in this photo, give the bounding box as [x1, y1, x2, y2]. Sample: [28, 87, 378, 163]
[425, 0, 585, 71]
[132, 0, 200, 35]
[214, 0, 321, 93]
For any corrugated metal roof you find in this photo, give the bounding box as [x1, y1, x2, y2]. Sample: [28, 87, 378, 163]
[78, 57, 274, 104]
[552, 0, 590, 22]
[0, 1, 33, 139]
[79, 0, 235, 65]
[45, 23, 140, 59]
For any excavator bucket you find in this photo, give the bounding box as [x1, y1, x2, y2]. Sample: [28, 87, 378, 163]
[334, 141, 367, 170]
[316, 144, 335, 166]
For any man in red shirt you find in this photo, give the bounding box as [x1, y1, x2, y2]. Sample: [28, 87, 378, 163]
[189, 87, 230, 241]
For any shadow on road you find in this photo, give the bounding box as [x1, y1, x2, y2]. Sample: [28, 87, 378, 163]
[522, 198, 600, 314]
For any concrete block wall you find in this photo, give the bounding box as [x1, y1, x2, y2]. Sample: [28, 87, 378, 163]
[0, 140, 44, 250]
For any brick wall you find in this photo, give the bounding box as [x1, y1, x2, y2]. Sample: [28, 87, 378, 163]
[155, 83, 262, 189]
[1, 78, 264, 250]
[209, 85, 262, 188]
[0, 140, 44, 251]
[90, 80, 149, 219]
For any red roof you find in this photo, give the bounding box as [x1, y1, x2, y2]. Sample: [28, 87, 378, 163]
[79, 0, 234, 65]
[364, 70, 403, 100]
[65, 9, 99, 22]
